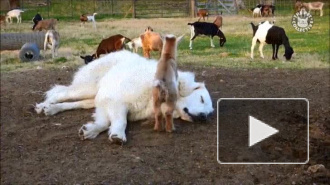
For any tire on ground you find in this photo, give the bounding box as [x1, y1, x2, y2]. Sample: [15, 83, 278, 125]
[19, 43, 40, 62]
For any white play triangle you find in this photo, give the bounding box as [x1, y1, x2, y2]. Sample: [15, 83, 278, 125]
[249, 115, 279, 147]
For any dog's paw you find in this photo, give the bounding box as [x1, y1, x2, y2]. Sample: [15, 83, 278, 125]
[109, 132, 127, 144]
[79, 122, 100, 140]
[43, 104, 60, 116]
[35, 102, 47, 114]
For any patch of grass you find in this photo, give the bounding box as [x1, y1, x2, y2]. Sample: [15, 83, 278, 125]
[0, 8, 329, 72]
[54, 57, 68, 63]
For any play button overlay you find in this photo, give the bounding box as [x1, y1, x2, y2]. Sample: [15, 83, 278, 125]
[249, 116, 279, 147]
[217, 98, 309, 164]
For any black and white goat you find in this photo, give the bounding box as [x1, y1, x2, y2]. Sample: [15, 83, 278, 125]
[187, 22, 226, 50]
[250, 21, 293, 60]
[32, 13, 43, 30]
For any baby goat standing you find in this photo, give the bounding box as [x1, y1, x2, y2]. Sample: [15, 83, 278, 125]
[44, 30, 60, 58]
[80, 13, 97, 28]
[153, 34, 184, 132]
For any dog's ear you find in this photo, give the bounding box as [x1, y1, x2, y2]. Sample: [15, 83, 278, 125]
[178, 72, 205, 97]
[80, 56, 85, 59]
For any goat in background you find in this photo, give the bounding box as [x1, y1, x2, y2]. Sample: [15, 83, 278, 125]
[80, 13, 97, 29]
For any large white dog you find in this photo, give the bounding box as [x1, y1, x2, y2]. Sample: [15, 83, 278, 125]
[35, 50, 213, 143]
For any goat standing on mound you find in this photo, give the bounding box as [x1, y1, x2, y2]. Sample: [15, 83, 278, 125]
[250, 21, 294, 60]
[153, 34, 184, 132]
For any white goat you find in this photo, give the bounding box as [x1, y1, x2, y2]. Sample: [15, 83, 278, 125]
[126, 37, 142, 53]
[303, 2, 324, 16]
[6, 9, 24, 23]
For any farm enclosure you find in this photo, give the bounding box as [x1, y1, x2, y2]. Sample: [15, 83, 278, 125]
[1, 1, 330, 184]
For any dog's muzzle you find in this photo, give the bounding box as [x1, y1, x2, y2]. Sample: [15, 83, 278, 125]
[183, 107, 212, 122]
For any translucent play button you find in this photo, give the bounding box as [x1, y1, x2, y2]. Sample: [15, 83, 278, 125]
[217, 98, 309, 164]
[249, 115, 279, 147]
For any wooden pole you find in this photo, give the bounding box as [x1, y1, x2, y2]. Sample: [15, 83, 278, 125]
[190, 0, 195, 18]
[132, 0, 136, 18]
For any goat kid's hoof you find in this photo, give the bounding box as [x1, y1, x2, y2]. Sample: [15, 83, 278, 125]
[154, 125, 163, 132]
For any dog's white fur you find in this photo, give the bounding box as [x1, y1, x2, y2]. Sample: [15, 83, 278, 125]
[35, 50, 213, 143]
[44, 30, 60, 58]
[6, 9, 24, 23]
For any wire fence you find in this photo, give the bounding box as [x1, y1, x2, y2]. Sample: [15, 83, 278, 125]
[0, 0, 327, 20]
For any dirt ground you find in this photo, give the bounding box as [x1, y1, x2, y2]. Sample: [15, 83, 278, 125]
[1, 66, 329, 184]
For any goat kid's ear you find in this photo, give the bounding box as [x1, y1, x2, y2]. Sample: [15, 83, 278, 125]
[80, 56, 85, 59]
[176, 34, 185, 44]
[179, 81, 205, 97]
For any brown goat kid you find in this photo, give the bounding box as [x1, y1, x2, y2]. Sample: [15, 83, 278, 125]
[33, 19, 58, 31]
[140, 27, 163, 58]
[95, 34, 130, 58]
[153, 34, 184, 132]
[197, 9, 209, 21]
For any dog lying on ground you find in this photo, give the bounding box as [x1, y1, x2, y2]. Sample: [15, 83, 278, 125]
[35, 50, 213, 144]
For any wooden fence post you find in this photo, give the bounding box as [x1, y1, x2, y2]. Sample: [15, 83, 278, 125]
[190, 0, 195, 18]
[132, 0, 136, 18]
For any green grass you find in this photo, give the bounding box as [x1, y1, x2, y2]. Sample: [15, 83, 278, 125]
[0, 7, 329, 72]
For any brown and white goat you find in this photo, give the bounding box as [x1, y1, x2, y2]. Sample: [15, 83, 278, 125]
[302, 2, 324, 16]
[95, 34, 130, 58]
[44, 30, 60, 58]
[81, 34, 130, 64]
[197, 9, 209, 21]
[126, 37, 142, 53]
[140, 27, 163, 58]
[153, 34, 184, 132]
[33, 19, 58, 31]
[80, 13, 97, 28]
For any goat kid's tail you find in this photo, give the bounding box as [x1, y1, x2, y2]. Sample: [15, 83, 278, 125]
[187, 23, 194, 26]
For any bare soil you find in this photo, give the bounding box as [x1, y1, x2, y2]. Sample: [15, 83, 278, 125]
[1, 66, 329, 184]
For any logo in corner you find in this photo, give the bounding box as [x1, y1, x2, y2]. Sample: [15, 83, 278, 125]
[292, 8, 314, 32]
